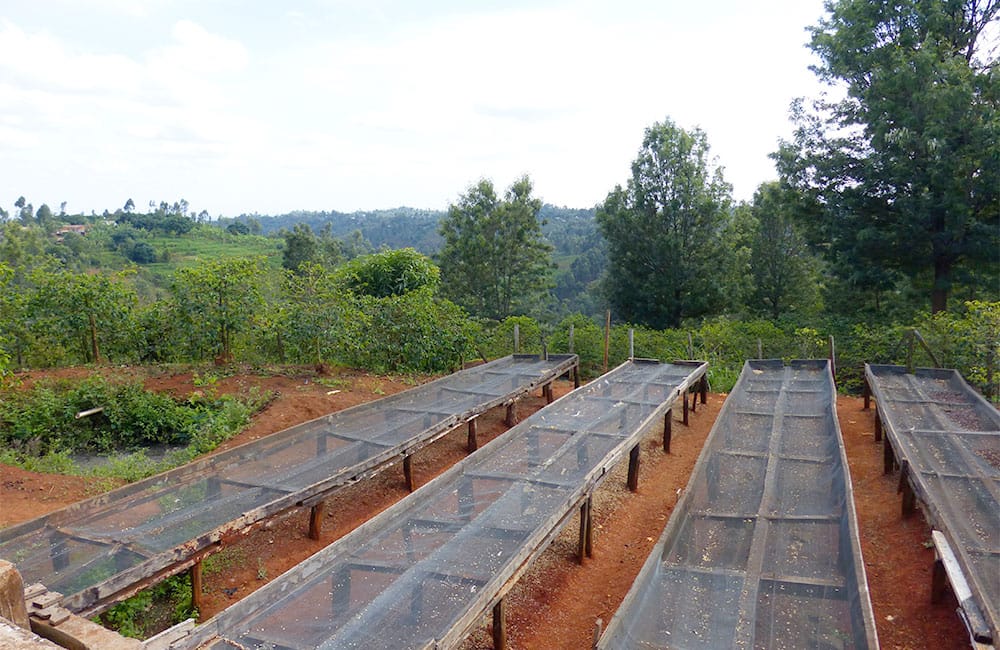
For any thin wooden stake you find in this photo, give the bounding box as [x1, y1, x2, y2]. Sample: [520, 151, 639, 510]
[577, 500, 589, 564]
[308, 501, 326, 540]
[514, 324, 520, 354]
[700, 375, 708, 404]
[628, 328, 634, 359]
[683, 391, 689, 426]
[627, 444, 640, 492]
[505, 402, 517, 426]
[544, 382, 554, 404]
[863, 379, 871, 410]
[663, 408, 673, 454]
[573, 365, 581, 389]
[569, 324, 575, 353]
[403, 454, 414, 492]
[603, 310, 611, 372]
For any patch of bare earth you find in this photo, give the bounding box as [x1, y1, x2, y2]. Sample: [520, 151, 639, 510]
[0, 369, 973, 648]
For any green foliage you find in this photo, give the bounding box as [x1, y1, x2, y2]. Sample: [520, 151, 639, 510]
[779, 0, 999, 313]
[344, 288, 474, 373]
[336, 248, 440, 298]
[282, 223, 319, 273]
[438, 176, 554, 320]
[741, 182, 821, 319]
[477, 316, 544, 360]
[99, 574, 195, 639]
[916, 301, 1000, 400]
[597, 117, 734, 328]
[170, 257, 268, 361]
[0, 376, 266, 479]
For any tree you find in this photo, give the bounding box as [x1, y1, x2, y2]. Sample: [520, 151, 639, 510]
[777, 0, 1000, 313]
[597, 118, 733, 329]
[29, 267, 138, 363]
[438, 175, 553, 320]
[336, 248, 440, 298]
[170, 257, 267, 362]
[743, 182, 820, 319]
[282, 223, 318, 273]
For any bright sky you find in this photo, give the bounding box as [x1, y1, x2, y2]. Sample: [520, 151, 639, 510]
[0, 0, 830, 218]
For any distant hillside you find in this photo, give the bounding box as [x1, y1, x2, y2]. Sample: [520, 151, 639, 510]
[222, 204, 598, 256]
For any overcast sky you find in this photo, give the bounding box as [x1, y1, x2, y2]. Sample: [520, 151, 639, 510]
[0, 0, 831, 218]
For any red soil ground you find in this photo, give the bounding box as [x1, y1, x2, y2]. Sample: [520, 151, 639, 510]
[0, 366, 972, 648]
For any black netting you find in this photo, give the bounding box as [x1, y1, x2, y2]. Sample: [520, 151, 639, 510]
[0, 354, 576, 612]
[867, 364, 1000, 643]
[187, 360, 706, 650]
[599, 360, 878, 650]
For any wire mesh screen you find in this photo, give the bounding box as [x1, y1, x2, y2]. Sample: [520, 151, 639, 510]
[866, 364, 1000, 643]
[187, 359, 706, 650]
[599, 360, 878, 650]
[0, 354, 576, 613]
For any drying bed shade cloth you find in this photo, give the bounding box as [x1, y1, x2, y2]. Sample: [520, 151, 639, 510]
[0, 354, 578, 616]
[866, 364, 1000, 644]
[599, 359, 878, 650]
[184, 359, 707, 650]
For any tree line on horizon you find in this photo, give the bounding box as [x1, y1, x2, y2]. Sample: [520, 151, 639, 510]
[0, 0, 996, 385]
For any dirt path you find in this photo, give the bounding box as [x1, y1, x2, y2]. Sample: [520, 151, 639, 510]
[0, 369, 972, 648]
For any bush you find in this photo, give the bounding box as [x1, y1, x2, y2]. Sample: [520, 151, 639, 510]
[0, 376, 267, 478]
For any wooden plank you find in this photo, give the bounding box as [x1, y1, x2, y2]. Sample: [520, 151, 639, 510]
[932, 530, 993, 643]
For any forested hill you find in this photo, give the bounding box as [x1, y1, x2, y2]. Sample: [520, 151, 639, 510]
[225, 204, 597, 255]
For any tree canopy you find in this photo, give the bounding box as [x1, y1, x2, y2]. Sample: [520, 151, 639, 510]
[438, 176, 553, 321]
[777, 0, 1000, 313]
[597, 117, 733, 329]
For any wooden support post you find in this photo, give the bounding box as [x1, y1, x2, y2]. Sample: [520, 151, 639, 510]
[308, 501, 326, 540]
[627, 444, 640, 492]
[467, 418, 478, 452]
[190, 560, 203, 614]
[585, 496, 593, 558]
[690, 388, 697, 413]
[663, 408, 673, 454]
[883, 437, 895, 475]
[931, 556, 948, 604]
[492, 598, 507, 650]
[683, 391, 689, 426]
[573, 366, 581, 389]
[874, 410, 883, 442]
[505, 402, 517, 427]
[403, 454, 415, 492]
[863, 380, 871, 410]
[700, 375, 708, 404]
[577, 500, 589, 564]
[544, 382, 554, 404]
[899, 461, 916, 517]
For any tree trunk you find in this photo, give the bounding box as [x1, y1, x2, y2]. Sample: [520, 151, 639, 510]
[89, 313, 101, 363]
[931, 257, 951, 313]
